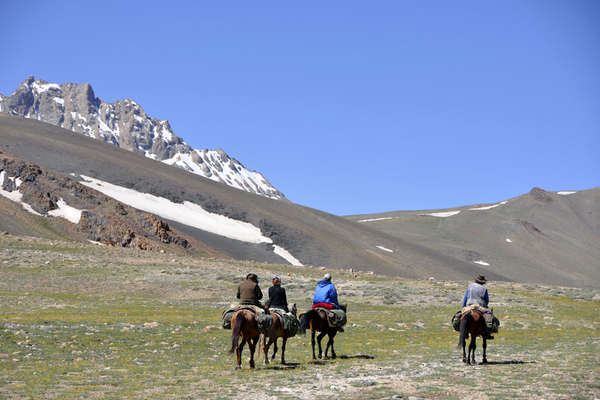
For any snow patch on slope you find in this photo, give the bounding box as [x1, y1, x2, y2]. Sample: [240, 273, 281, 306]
[358, 217, 394, 223]
[376, 245, 394, 253]
[0, 171, 42, 215]
[48, 199, 82, 224]
[79, 175, 301, 265]
[557, 191, 576, 196]
[473, 260, 490, 266]
[469, 201, 508, 211]
[420, 211, 461, 218]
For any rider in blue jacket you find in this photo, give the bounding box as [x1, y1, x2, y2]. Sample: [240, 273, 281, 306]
[312, 273, 339, 308]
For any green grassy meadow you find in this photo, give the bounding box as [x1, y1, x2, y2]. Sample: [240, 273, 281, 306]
[1, 235, 598, 399]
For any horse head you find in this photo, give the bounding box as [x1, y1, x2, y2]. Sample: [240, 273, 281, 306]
[290, 303, 297, 316]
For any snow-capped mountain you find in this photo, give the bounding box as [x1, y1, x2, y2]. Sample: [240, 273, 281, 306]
[0, 76, 284, 200]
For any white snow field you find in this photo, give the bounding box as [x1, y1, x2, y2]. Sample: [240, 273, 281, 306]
[357, 217, 395, 223]
[79, 175, 302, 266]
[557, 191, 576, 195]
[376, 245, 394, 253]
[468, 201, 508, 211]
[420, 210, 461, 218]
[48, 199, 82, 224]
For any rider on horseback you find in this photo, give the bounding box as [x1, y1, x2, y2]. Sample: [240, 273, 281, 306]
[312, 273, 339, 309]
[462, 274, 494, 339]
[237, 273, 265, 310]
[265, 275, 289, 312]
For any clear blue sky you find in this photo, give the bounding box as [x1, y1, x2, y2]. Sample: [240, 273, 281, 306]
[1, 1, 598, 215]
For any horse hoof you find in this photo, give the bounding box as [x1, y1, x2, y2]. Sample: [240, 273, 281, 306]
[235, 366, 241, 370]
[462, 358, 467, 363]
[482, 359, 488, 364]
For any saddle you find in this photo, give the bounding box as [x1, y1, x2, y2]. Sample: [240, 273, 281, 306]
[314, 307, 347, 328]
[268, 308, 299, 337]
[221, 304, 266, 329]
[451, 306, 499, 333]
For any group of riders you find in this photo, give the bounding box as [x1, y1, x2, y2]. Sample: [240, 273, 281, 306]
[235, 271, 495, 339]
[237, 271, 341, 312]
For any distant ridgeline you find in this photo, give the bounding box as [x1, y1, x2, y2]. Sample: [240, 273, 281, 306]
[0, 76, 284, 200]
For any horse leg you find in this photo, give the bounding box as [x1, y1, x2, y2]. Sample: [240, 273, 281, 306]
[482, 337, 488, 364]
[248, 336, 257, 369]
[311, 329, 317, 360]
[469, 336, 476, 365]
[317, 331, 327, 359]
[262, 336, 270, 364]
[271, 337, 278, 362]
[329, 332, 337, 359]
[236, 338, 246, 369]
[459, 314, 470, 363]
[281, 337, 287, 365]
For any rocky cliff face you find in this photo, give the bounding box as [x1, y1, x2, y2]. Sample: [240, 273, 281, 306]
[0, 76, 284, 200]
[0, 152, 193, 251]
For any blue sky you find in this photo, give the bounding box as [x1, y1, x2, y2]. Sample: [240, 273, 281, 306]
[1, 1, 598, 215]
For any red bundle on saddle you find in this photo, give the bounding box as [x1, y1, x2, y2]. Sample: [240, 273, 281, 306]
[312, 302, 336, 310]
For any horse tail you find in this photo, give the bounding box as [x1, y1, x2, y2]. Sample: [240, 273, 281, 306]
[458, 312, 471, 348]
[299, 309, 317, 335]
[230, 312, 243, 353]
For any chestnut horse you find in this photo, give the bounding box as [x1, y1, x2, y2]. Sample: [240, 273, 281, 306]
[229, 309, 261, 369]
[458, 309, 488, 364]
[299, 304, 347, 360]
[261, 304, 297, 365]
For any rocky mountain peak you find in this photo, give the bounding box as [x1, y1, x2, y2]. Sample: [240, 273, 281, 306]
[529, 187, 553, 203]
[0, 76, 284, 200]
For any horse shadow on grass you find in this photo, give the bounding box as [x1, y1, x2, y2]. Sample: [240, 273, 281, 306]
[263, 362, 301, 370]
[339, 354, 375, 360]
[481, 360, 535, 365]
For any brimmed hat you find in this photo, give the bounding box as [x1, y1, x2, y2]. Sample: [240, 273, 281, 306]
[323, 273, 331, 281]
[475, 274, 487, 284]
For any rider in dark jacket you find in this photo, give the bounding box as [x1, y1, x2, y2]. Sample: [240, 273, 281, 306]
[265, 275, 288, 312]
[236, 273, 264, 307]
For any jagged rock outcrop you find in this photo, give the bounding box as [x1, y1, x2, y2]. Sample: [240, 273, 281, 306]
[0, 76, 284, 199]
[0, 152, 191, 251]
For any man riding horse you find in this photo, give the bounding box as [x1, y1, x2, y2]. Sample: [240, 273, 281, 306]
[237, 273, 266, 310]
[462, 274, 494, 339]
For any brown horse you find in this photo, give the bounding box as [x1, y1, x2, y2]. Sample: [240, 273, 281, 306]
[229, 309, 261, 369]
[299, 304, 347, 360]
[261, 304, 297, 365]
[458, 309, 488, 364]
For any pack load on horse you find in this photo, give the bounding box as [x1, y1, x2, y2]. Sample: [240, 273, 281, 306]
[454, 275, 500, 364]
[226, 273, 273, 369]
[298, 273, 347, 359]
